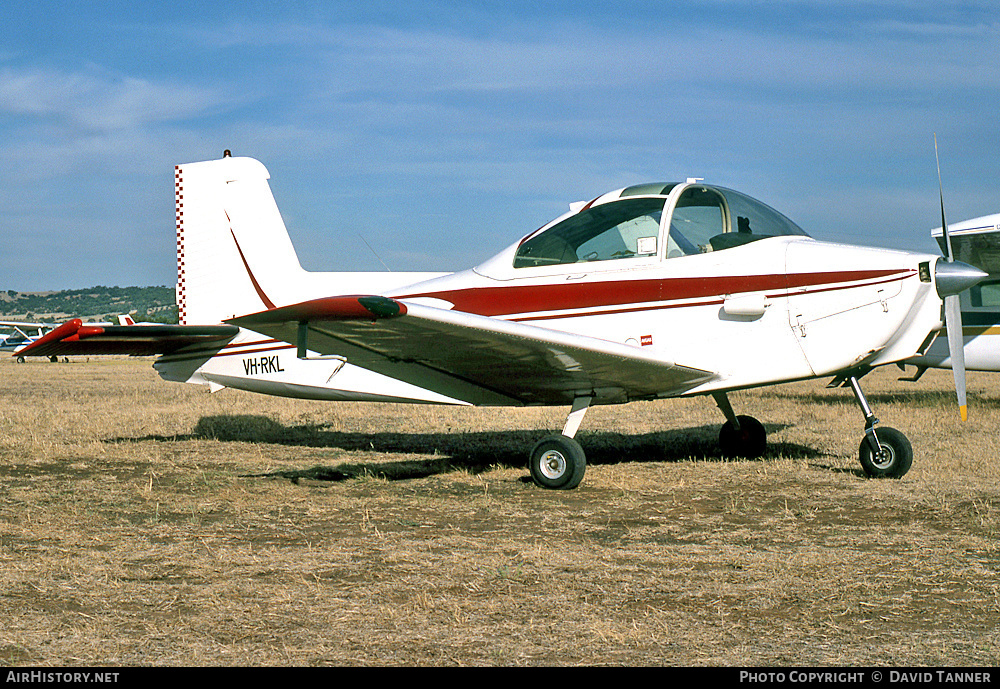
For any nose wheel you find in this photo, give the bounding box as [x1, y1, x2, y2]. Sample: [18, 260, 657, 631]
[857, 426, 912, 478]
[844, 373, 913, 479]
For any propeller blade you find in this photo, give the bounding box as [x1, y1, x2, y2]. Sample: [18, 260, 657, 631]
[935, 133, 955, 262]
[933, 134, 980, 420]
[944, 294, 968, 421]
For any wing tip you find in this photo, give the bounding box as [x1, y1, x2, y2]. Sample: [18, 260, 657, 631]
[357, 296, 407, 319]
[17, 318, 83, 356]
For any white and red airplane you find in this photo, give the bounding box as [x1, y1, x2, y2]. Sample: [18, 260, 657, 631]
[19, 153, 986, 488]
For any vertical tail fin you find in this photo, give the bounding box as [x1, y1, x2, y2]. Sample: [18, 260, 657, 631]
[175, 155, 306, 325]
[175, 153, 449, 326]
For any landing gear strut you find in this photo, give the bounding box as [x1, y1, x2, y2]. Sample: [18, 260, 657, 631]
[714, 392, 767, 458]
[846, 374, 912, 478]
[528, 397, 590, 490]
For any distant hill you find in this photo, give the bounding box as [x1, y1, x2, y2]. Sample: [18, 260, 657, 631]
[0, 286, 178, 324]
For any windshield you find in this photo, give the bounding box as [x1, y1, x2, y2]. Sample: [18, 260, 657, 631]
[513, 197, 665, 268]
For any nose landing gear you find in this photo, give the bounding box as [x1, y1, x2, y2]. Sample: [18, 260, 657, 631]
[843, 373, 913, 479]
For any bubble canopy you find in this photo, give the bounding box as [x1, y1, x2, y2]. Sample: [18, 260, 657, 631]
[510, 182, 808, 269]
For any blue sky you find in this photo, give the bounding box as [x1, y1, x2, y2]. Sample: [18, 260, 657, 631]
[2, 1, 998, 290]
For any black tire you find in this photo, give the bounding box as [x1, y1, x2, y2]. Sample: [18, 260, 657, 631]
[719, 415, 767, 459]
[15, 355, 25, 364]
[858, 426, 912, 479]
[528, 434, 586, 490]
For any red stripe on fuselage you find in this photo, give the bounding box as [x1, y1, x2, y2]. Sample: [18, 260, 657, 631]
[220, 337, 285, 351]
[398, 269, 914, 319]
[214, 343, 295, 358]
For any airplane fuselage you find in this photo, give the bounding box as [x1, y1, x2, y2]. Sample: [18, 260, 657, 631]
[158, 233, 942, 406]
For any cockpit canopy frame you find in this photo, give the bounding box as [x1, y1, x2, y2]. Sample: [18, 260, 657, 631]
[511, 182, 808, 270]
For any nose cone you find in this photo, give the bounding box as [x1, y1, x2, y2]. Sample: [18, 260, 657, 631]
[935, 259, 989, 298]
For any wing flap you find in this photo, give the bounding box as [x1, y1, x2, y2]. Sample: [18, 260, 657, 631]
[230, 296, 717, 406]
[16, 319, 239, 357]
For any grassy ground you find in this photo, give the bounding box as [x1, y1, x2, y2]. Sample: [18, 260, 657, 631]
[0, 357, 997, 666]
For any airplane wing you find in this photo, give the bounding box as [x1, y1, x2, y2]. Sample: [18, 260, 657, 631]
[229, 296, 717, 406]
[0, 320, 57, 329]
[16, 318, 239, 357]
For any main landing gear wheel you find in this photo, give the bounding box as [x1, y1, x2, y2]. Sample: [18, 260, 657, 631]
[858, 427, 912, 479]
[529, 434, 586, 490]
[719, 415, 767, 459]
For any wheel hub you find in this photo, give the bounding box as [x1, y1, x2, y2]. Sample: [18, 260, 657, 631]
[539, 450, 567, 479]
[872, 444, 896, 470]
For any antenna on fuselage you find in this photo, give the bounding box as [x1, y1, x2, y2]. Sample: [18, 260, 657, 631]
[357, 233, 392, 272]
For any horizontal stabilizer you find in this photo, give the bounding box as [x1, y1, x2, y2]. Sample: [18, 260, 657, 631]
[16, 319, 239, 357]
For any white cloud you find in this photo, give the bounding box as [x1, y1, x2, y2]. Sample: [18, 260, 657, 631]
[0, 66, 217, 132]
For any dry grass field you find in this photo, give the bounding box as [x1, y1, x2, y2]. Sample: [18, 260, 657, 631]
[1, 356, 998, 666]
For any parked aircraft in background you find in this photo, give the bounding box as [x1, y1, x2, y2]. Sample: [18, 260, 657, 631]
[1, 321, 54, 361]
[3, 316, 150, 362]
[18, 154, 986, 488]
[905, 212, 1000, 377]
